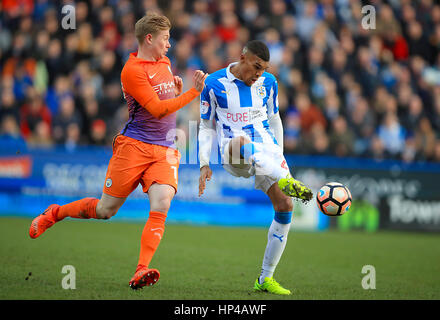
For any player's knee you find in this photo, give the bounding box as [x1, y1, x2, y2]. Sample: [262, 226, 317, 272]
[238, 136, 251, 146]
[99, 208, 118, 220]
[230, 136, 250, 157]
[274, 197, 293, 213]
[150, 198, 171, 214]
[96, 203, 119, 219]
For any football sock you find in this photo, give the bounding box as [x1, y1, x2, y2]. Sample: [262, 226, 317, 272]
[54, 197, 99, 221]
[259, 211, 292, 284]
[137, 211, 167, 268]
[240, 143, 288, 180]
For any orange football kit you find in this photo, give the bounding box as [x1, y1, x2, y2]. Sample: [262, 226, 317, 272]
[29, 52, 201, 289]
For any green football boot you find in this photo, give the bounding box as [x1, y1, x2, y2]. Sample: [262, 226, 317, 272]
[254, 277, 291, 295]
[278, 175, 313, 202]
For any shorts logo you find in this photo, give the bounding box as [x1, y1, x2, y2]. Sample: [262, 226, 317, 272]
[105, 178, 112, 188]
[256, 85, 266, 99]
[281, 160, 288, 170]
[201, 100, 210, 114]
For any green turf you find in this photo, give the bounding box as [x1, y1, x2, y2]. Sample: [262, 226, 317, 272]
[1, 217, 439, 300]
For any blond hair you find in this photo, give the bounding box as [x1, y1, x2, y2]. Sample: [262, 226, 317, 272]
[135, 12, 171, 44]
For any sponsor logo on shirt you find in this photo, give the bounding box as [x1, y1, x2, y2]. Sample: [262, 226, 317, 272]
[152, 81, 175, 96]
[226, 109, 265, 123]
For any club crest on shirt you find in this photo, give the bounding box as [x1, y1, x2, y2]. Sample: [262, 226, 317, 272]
[256, 85, 266, 99]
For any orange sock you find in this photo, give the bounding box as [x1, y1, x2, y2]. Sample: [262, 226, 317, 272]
[55, 197, 99, 221]
[137, 211, 167, 268]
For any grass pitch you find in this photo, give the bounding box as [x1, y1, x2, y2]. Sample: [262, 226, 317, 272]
[0, 217, 439, 300]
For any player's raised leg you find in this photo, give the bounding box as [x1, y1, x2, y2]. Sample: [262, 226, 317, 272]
[230, 136, 313, 201]
[29, 194, 126, 239]
[254, 182, 293, 295]
[129, 183, 175, 290]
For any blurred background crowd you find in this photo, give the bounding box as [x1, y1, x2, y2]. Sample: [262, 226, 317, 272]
[1, 0, 440, 163]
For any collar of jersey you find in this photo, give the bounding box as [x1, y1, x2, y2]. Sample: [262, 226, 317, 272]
[129, 52, 169, 65]
[226, 62, 240, 82]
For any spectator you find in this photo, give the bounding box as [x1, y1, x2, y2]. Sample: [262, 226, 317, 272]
[33, 30, 50, 61]
[407, 20, 434, 63]
[268, 0, 287, 31]
[188, 0, 211, 36]
[98, 51, 121, 85]
[45, 75, 73, 116]
[240, 0, 260, 29]
[377, 112, 406, 158]
[216, 12, 240, 43]
[368, 135, 386, 161]
[99, 6, 121, 51]
[349, 97, 376, 156]
[264, 28, 284, 67]
[326, 47, 349, 89]
[283, 110, 301, 153]
[0, 114, 27, 152]
[322, 92, 341, 123]
[415, 117, 436, 161]
[45, 38, 64, 85]
[64, 122, 82, 152]
[296, 0, 320, 42]
[329, 116, 355, 157]
[27, 120, 53, 148]
[52, 96, 82, 144]
[354, 46, 380, 97]
[401, 95, 425, 134]
[294, 92, 327, 134]
[376, 4, 402, 41]
[100, 82, 124, 118]
[280, 13, 297, 40]
[19, 88, 52, 139]
[89, 119, 108, 146]
[0, 89, 20, 123]
[300, 122, 330, 156]
[432, 140, 440, 162]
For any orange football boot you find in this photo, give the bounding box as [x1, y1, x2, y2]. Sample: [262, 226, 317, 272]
[29, 204, 60, 239]
[129, 265, 160, 290]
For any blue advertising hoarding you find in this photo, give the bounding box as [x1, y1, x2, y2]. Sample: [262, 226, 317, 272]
[2, 141, 440, 232]
[0, 143, 328, 230]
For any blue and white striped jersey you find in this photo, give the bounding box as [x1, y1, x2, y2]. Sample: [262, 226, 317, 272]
[200, 63, 279, 152]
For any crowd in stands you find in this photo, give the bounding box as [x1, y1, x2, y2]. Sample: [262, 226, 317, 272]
[1, 0, 440, 163]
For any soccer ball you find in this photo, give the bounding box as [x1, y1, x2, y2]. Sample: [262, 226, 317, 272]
[316, 182, 352, 216]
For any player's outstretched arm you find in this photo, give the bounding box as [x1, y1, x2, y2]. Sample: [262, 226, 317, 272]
[267, 78, 284, 151]
[199, 165, 212, 197]
[122, 68, 207, 119]
[269, 112, 284, 151]
[198, 118, 215, 197]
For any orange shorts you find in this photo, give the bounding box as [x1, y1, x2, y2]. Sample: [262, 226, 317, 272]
[103, 135, 181, 198]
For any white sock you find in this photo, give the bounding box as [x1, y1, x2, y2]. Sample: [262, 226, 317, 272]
[259, 218, 291, 284]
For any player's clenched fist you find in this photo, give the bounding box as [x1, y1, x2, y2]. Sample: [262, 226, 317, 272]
[198, 165, 212, 197]
[193, 70, 208, 92]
